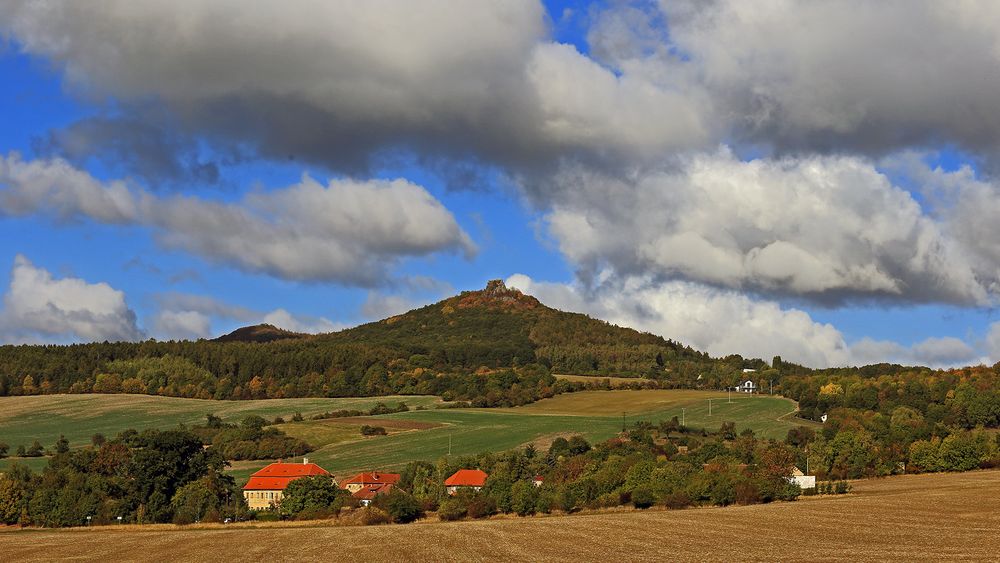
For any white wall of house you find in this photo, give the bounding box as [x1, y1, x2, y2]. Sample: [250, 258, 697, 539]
[790, 475, 816, 489]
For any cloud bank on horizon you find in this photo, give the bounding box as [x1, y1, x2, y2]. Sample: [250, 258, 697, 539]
[2, 0, 1000, 368]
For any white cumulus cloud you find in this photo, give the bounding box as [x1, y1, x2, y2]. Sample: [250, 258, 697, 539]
[0, 153, 474, 285]
[544, 150, 990, 305]
[0, 255, 143, 343]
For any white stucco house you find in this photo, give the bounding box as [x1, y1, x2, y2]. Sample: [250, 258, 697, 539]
[788, 467, 816, 489]
[735, 380, 757, 393]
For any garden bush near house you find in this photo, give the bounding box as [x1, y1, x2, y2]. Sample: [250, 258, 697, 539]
[279, 475, 348, 518]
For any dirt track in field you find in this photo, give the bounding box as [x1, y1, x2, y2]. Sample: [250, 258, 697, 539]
[3, 470, 999, 562]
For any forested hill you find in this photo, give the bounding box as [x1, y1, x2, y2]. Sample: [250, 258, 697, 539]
[0, 280, 754, 402]
[214, 323, 305, 343]
[318, 279, 711, 374]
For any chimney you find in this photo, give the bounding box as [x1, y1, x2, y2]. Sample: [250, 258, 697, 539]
[303, 457, 309, 465]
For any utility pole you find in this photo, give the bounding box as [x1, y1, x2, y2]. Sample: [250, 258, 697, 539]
[770, 380, 773, 395]
[728, 387, 732, 403]
[681, 408, 686, 427]
[448, 433, 452, 456]
[709, 398, 713, 416]
[622, 411, 626, 433]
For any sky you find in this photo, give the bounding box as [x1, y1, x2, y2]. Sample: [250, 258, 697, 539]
[2, 0, 1000, 369]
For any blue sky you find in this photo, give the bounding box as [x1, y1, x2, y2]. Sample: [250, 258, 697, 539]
[2, 1, 1000, 368]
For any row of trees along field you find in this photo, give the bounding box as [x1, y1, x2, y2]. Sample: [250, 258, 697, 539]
[778, 364, 1000, 478]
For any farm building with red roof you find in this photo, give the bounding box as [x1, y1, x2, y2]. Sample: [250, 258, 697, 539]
[242, 458, 333, 510]
[444, 469, 488, 495]
[340, 471, 401, 506]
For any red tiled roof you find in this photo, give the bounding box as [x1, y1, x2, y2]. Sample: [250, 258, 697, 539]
[250, 462, 330, 478]
[352, 483, 393, 500]
[244, 476, 297, 491]
[243, 461, 331, 490]
[341, 471, 401, 487]
[444, 469, 488, 487]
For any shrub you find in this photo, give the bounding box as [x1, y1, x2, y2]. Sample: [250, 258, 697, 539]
[360, 507, 390, 526]
[596, 492, 620, 509]
[734, 480, 760, 505]
[631, 485, 656, 509]
[535, 491, 554, 514]
[376, 490, 422, 524]
[254, 510, 282, 522]
[662, 491, 692, 509]
[360, 425, 387, 437]
[510, 481, 538, 516]
[835, 481, 851, 495]
[280, 476, 346, 517]
[294, 507, 338, 521]
[438, 498, 467, 521]
[466, 495, 497, 519]
[25, 441, 44, 457]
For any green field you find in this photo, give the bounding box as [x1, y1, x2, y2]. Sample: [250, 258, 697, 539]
[0, 391, 814, 481]
[0, 394, 444, 473]
[236, 390, 813, 481]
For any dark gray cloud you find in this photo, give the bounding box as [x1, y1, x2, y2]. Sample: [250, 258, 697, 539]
[34, 115, 219, 187]
[653, 0, 1000, 158]
[0, 0, 709, 185]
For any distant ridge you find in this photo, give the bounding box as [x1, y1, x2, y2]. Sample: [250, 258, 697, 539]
[214, 323, 306, 343]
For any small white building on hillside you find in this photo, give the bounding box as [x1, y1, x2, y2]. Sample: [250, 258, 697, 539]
[735, 380, 757, 393]
[788, 467, 816, 489]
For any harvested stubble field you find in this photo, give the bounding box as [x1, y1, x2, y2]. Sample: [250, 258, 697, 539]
[2, 470, 998, 562]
